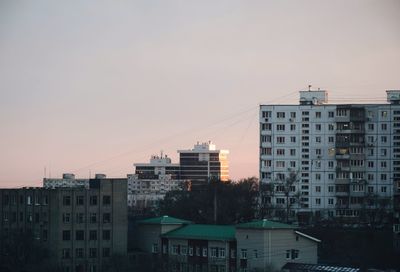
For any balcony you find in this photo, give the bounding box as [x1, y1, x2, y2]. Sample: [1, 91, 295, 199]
[335, 191, 350, 197]
[336, 128, 365, 134]
[336, 154, 350, 160]
[335, 203, 349, 209]
[335, 178, 350, 184]
[349, 191, 366, 197]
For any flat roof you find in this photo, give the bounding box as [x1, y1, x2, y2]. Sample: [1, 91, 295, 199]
[137, 215, 191, 225]
[162, 224, 236, 241]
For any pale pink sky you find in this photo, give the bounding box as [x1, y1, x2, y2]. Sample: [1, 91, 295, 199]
[0, 0, 399, 187]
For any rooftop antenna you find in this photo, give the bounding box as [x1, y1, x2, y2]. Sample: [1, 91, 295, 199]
[44, 166, 47, 179]
[308, 84, 312, 91]
[160, 150, 164, 158]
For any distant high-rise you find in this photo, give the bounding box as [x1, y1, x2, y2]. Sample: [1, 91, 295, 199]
[178, 141, 229, 184]
[127, 154, 184, 212]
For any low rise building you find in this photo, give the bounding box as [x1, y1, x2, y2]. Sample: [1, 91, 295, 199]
[0, 178, 127, 272]
[135, 216, 319, 272]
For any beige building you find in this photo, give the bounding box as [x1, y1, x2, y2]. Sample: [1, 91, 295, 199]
[236, 219, 320, 271]
[0, 178, 127, 272]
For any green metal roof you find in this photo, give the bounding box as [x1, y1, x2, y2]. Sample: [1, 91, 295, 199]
[137, 215, 191, 225]
[236, 219, 295, 230]
[162, 224, 236, 241]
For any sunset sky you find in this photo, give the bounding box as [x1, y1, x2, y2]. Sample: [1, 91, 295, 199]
[0, 0, 399, 187]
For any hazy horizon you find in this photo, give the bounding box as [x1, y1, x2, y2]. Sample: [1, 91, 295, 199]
[1, 0, 399, 187]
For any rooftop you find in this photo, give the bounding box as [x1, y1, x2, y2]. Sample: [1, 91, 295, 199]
[137, 215, 191, 225]
[236, 219, 295, 230]
[162, 224, 236, 241]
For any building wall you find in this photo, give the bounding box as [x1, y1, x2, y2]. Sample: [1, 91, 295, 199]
[236, 228, 318, 271]
[259, 91, 399, 220]
[0, 178, 127, 272]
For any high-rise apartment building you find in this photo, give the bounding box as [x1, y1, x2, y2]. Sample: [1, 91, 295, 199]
[127, 154, 184, 212]
[260, 89, 400, 223]
[0, 178, 127, 272]
[178, 141, 229, 185]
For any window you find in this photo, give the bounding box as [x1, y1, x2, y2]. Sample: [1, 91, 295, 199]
[102, 195, 111, 205]
[181, 246, 187, 255]
[76, 230, 84, 241]
[328, 111, 334, 118]
[290, 136, 296, 143]
[103, 230, 111, 240]
[63, 196, 71, 206]
[62, 230, 71, 241]
[188, 247, 193, 256]
[381, 136, 387, 143]
[315, 186, 321, 193]
[381, 149, 387, 156]
[42, 195, 48, 205]
[89, 248, 97, 258]
[368, 186, 374, 193]
[76, 248, 84, 258]
[253, 249, 258, 259]
[277, 149, 285, 156]
[219, 248, 226, 258]
[277, 112, 285, 118]
[211, 248, 217, 258]
[172, 245, 179, 255]
[315, 198, 321, 205]
[230, 249, 236, 259]
[276, 198, 285, 204]
[290, 112, 296, 118]
[315, 174, 321, 180]
[381, 161, 387, 168]
[381, 111, 387, 118]
[328, 174, 334, 180]
[103, 213, 111, 223]
[202, 247, 208, 257]
[76, 213, 84, 223]
[26, 195, 32, 205]
[328, 136, 334, 143]
[290, 124, 296, 131]
[152, 243, 159, 253]
[262, 111, 271, 118]
[286, 249, 299, 259]
[89, 196, 97, 205]
[316, 136, 321, 143]
[240, 249, 247, 259]
[381, 186, 387, 193]
[277, 124, 285, 131]
[368, 161, 374, 168]
[328, 186, 334, 193]
[76, 196, 84, 206]
[62, 213, 71, 223]
[277, 136, 285, 144]
[89, 230, 97, 241]
[103, 248, 111, 258]
[368, 124, 374, 130]
[316, 149, 322, 155]
[196, 247, 201, 256]
[328, 161, 334, 168]
[315, 124, 321, 131]
[328, 124, 334, 131]
[328, 198, 334, 205]
[276, 161, 285, 168]
[90, 213, 97, 223]
[290, 149, 296, 156]
[315, 112, 321, 118]
[62, 248, 71, 259]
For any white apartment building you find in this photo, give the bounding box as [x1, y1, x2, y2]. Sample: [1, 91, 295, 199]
[127, 154, 184, 211]
[43, 173, 90, 189]
[260, 89, 400, 222]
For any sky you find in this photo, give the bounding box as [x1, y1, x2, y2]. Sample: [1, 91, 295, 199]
[0, 0, 399, 187]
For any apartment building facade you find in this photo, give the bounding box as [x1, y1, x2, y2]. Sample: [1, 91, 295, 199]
[0, 178, 127, 272]
[127, 154, 184, 212]
[260, 90, 400, 222]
